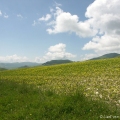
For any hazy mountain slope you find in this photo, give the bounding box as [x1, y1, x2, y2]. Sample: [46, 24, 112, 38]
[0, 62, 41, 69]
[90, 53, 120, 60]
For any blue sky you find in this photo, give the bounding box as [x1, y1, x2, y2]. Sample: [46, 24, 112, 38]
[0, 0, 120, 63]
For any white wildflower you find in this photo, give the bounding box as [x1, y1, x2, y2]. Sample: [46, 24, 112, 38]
[99, 94, 102, 98]
[96, 92, 99, 95]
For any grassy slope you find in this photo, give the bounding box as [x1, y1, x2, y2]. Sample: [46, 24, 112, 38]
[0, 68, 7, 71]
[0, 58, 120, 120]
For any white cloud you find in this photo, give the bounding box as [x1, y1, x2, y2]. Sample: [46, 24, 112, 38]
[0, 11, 9, 18]
[54, 1, 62, 7]
[47, 21, 56, 26]
[34, 0, 120, 54]
[80, 53, 100, 61]
[83, 35, 120, 53]
[49, 43, 66, 52]
[35, 43, 76, 63]
[47, 7, 96, 37]
[33, 14, 51, 26]
[17, 14, 23, 18]
[0, 54, 29, 63]
[85, 0, 120, 35]
[39, 14, 51, 21]
[4, 14, 9, 18]
[32, 20, 37, 26]
[0, 10, 2, 16]
[50, 8, 54, 13]
[82, 0, 120, 53]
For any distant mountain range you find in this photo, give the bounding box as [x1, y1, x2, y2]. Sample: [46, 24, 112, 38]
[0, 62, 41, 69]
[0, 60, 72, 69]
[90, 53, 120, 60]
[42, 60, 73, 66]
[0, 53, 119, 70]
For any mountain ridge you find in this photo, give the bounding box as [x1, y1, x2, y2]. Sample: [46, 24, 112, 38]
[90, 53, 120, 60]
[42, 59, 73, 66]
[1, 53, 120, 69]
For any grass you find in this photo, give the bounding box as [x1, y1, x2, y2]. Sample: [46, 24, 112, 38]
[0, 80, 118, 120]
[0, 58, 120, 119]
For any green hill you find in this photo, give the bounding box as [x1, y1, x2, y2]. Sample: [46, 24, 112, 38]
[42, 59, 72, 66]
[0, 58, 120, 119]
[90, 53, 120, 60]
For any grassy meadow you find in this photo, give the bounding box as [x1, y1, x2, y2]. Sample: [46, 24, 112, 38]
[0, 58, 120, 120]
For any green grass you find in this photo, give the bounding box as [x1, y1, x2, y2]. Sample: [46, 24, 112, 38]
[0, 58, 120, 119]
[0, 80, 118, 120]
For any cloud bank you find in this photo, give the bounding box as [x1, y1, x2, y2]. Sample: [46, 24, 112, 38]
[0, 55, 29, 63]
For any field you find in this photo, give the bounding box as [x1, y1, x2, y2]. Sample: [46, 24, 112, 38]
[0, 58, 120, 120]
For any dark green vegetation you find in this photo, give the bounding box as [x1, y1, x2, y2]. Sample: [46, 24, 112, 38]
[0, 80, 118, 120]
[19, 65, 29, 68]
[0, 68, 7, 71]
[90, 53, 120, 60]
[0, 58, 120, 120]
[0, 62, 41, 69]
[42, 59, 72, 66]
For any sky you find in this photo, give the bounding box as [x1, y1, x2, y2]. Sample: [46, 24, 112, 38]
[0, 0, 120, 63]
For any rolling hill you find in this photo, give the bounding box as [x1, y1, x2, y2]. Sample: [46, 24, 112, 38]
[42, 59, 73, 66]
[90, 53, 120, 60]
[0, 57, 120, 119]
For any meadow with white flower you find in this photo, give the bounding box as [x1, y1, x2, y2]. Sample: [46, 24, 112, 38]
[0, 58, 120, 119]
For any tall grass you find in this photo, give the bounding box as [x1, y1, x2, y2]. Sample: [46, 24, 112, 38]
[1, 79, 118, 120]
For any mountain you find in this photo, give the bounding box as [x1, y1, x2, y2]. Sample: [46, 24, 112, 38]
[42, 60, 73, 66]
[90, 53, 120, 60]
[0, 62, 41, 69]
[0, 60, 72, 69]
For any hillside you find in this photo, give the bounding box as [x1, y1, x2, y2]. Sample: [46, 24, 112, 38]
[0, 62, 41, 69]
[0, 68, 7, 71]
[0, 58, 120, 119]
[90, 53, 120, 60]
[42, 59, 72, 66]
